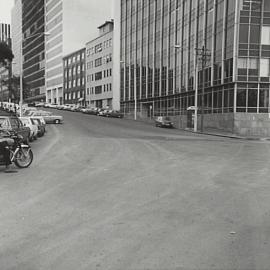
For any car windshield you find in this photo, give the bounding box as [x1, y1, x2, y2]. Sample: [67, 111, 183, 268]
[164, 117, 171, 121]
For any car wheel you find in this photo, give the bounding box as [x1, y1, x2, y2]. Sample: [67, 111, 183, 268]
[54, 119, 60, 124]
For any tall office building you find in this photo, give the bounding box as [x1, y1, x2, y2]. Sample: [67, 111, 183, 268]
[21, 0, 46, 102]
[0, 23, 12, 101]
[45, 0, 112, 105]
[118, 0, 270, 136]
[86, 21, 114, 108]
[11, 0, 22, 77]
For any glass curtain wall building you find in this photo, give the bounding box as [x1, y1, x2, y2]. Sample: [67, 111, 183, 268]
[119, 0, 270, 136]
[22, 0, 46, 102]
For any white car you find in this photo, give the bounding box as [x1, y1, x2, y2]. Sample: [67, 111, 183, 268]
[20, 117, 39, 141]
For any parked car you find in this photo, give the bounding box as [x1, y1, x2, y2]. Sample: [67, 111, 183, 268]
[35, 102, 45, 107]
[107, 110, 124, 118]
[31, 117, 45, 137]
[98, 109, 110, 116]
[0, 116, 31, 144]
[155, 116, 174, 128]
[26, 111, 63, 124]
[20, 117, 39, 141]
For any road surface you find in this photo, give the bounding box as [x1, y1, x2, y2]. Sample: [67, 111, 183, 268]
[1, 110, 270, 270]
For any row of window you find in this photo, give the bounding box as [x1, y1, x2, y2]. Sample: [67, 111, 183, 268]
[64, 52, 85, 66]
[64, 77, 85, 89]
[86, 54, 112, 69]
[86, 69, 112, 82]
[64, 64, 85, 78]
[87, 83, 112, 95]
[238, 57, 270, 77]
[86, 38, 113, 57]
[64, 91, 84, 100]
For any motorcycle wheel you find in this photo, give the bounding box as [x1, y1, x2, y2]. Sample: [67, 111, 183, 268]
[14, 148, 33, 168]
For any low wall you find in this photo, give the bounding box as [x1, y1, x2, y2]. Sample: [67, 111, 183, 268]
[234, 113, 270, 137]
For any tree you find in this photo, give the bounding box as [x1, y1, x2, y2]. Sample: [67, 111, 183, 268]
[0, 41, 14, 66]
[1, 75, 30, 103]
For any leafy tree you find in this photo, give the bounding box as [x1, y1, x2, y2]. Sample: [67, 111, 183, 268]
[0, 41, 14, 66]
[1, 75, 30, 102]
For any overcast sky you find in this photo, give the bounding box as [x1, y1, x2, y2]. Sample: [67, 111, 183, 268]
[0, 0, 14, 24]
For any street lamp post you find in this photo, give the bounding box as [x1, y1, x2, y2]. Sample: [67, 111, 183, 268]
[19, 32, 50, 117]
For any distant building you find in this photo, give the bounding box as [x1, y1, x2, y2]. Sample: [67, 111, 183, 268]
[0, 23, 11, 102]
[45, 0, 111, 105]
[63, 48, 86, 105]
[21, 0, 46, 103]
[85, 21, 114, 108]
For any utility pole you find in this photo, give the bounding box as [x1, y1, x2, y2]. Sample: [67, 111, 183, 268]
[195, 46, 211, 132]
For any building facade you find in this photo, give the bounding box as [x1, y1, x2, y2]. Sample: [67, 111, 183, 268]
[21, 0, 46, 103]
[0, 23, 12, 102]
[85, 21, 114, 108]
[119, 0, 270, 136]
[11, 0, 22, 77]
[63, 48, 86, 105]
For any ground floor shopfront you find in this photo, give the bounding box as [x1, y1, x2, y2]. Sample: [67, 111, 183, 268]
[120, 82, 270, 137]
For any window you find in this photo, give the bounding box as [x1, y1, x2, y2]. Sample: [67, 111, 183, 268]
[95, 57, 102, 67]
[260, 59, 270, 77]
[261, 26, 270, 45]
[95, 71, 102, 80]
[95, 43, 102, 53]
[95, 85, 102, 94]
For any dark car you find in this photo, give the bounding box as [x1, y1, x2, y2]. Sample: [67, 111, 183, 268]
[0, 116, 31, 143]
[155, 116, 174, 128]
[107, 110, 124, 118]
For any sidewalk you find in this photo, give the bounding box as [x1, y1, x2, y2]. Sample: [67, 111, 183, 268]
[183, 127, 270, 141]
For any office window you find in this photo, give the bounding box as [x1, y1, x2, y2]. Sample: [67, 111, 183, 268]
[260, 59, 270, 77]
[261, 26, 270, 45]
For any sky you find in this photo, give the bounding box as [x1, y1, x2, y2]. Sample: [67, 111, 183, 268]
[0, 0, 113, 53]
[0, 0, 14, 24]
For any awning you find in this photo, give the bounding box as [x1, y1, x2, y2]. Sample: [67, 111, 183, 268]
[78, 98, 84, 102]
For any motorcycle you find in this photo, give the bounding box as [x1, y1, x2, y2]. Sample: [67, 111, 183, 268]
[0, 130, 33, 168]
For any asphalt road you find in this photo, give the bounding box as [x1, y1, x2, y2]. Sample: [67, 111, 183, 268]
[1, 110, 270, 270]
